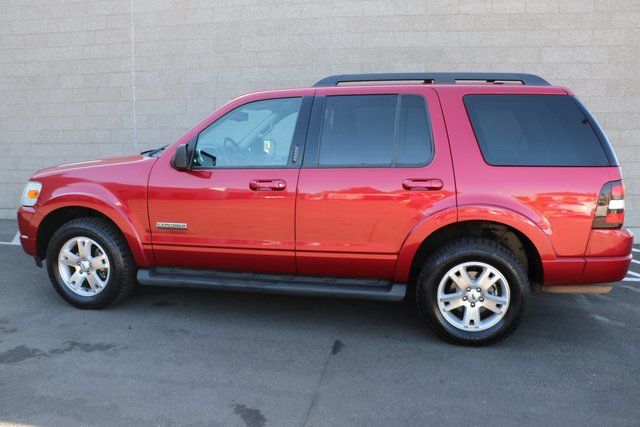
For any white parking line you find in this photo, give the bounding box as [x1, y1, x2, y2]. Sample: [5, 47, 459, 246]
[620, 245, 638, 282]
[0, 232, 20, 246]
[621, 284, 640, 293]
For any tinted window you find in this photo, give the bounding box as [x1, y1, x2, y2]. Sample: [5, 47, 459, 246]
[464, 94, 610, 166]
[193, 97, 301, 168]
[318, 95, 432, 167]
[397, 95, 432, 165]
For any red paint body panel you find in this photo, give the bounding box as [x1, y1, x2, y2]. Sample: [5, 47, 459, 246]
[394, 207, 458, 282]
[17, 81, 633, 288]
[585, 229, 634, 257]
[152, 244, 295, 274]
[147, 166, 300, 273]
[582, 255, 631, 283]
[296, 86, 456, 279]
[146, 89, 314, 274]
[297, 251, 397, 278]
[437, 85, 616, 258]
[542, 259, 586, 285]
[17, 207, 37, 255]
[17, 155, 156, 267]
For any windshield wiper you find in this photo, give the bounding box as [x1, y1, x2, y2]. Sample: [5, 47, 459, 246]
[141, 145, 167, 157]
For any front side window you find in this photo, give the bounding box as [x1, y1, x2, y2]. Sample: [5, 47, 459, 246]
[192, 97, 302, 168]
[464, 94, 610, 166]
[317, 94, 433, 167]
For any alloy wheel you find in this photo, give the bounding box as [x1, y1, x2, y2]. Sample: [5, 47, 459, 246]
[436, 261, 510, 331]
[57, 236, 110, 296]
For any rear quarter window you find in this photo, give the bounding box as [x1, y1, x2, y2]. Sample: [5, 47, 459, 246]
[463, 94, 612, 167]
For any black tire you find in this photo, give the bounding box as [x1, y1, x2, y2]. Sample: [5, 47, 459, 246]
[46, 217, 137, 309]
[416, 237, 529, 346]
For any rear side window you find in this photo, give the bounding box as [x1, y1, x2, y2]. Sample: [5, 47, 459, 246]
[317, 94, 432, 167]
[464, 94, 610, 166]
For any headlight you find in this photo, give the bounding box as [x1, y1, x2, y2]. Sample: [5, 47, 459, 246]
[20, 181, 42, 207]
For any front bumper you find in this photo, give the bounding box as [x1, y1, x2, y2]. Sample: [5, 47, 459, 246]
[17, 206, 38, 257]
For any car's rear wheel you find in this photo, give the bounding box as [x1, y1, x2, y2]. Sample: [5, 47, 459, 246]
[416, 238, 528, 345]
[46, 217, 136, 309]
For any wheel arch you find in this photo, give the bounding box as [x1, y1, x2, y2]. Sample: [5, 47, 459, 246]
[35, 202, 151, 267]
[395, 206, 552, 286]
[408, 220, 542, 286]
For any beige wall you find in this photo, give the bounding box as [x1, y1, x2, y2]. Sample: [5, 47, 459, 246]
[1, 0, 639, 231]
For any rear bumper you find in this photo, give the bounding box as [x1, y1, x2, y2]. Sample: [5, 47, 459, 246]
[582, 255, 631, 283]
[543, 228, 633, 285]
[585, 228, 633, 257]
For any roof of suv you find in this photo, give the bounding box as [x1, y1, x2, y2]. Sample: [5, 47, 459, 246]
[313, 73, 550, 87]
[303, 72, 570, 96]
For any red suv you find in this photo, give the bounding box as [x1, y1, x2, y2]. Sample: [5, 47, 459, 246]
[17, 73, 633, 345]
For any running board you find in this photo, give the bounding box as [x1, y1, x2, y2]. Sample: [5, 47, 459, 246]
[541, 285, 613, 294]
[137, 268, 407, 301]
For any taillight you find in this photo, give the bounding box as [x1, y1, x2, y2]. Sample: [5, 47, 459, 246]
[592, 180, 625, 229]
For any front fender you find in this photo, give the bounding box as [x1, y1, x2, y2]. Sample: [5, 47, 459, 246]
[33, 185, 152, 267]
[394, 205, 555, 282]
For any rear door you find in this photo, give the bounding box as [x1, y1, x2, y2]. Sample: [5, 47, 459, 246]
[295, 86, 455, 279]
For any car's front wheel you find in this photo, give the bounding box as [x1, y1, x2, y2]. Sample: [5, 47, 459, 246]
[46, 217, 136, 309]
[416, 238, 529, 345]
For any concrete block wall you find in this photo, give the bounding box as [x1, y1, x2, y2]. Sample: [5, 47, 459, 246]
[1, 0, 639, 231]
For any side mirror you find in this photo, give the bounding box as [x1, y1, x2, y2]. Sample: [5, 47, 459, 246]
[171, 144, 190, 170]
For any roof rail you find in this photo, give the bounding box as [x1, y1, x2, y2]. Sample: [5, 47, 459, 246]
[313, 72, 550, 87]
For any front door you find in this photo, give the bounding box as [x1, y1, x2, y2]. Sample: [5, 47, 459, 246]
[295, 87, 455, 279]
[148, 94, 313, 274]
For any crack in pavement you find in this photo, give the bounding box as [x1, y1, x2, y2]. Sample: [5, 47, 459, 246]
[302, 304, 351, 427]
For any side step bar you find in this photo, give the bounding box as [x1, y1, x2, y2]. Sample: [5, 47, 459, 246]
[137, 268, 407, 301]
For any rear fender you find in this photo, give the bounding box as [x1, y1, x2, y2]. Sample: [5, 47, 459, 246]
[394, 205, 555, 282]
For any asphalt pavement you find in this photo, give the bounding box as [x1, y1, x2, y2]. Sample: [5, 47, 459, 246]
[0, 219, 639, 426]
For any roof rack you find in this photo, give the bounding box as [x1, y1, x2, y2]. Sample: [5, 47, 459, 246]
[313, 72, 550, 87]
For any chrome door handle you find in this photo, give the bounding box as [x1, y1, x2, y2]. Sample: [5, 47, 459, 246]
[402, 178, 443, 191]
[249, 179, 287, 191]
